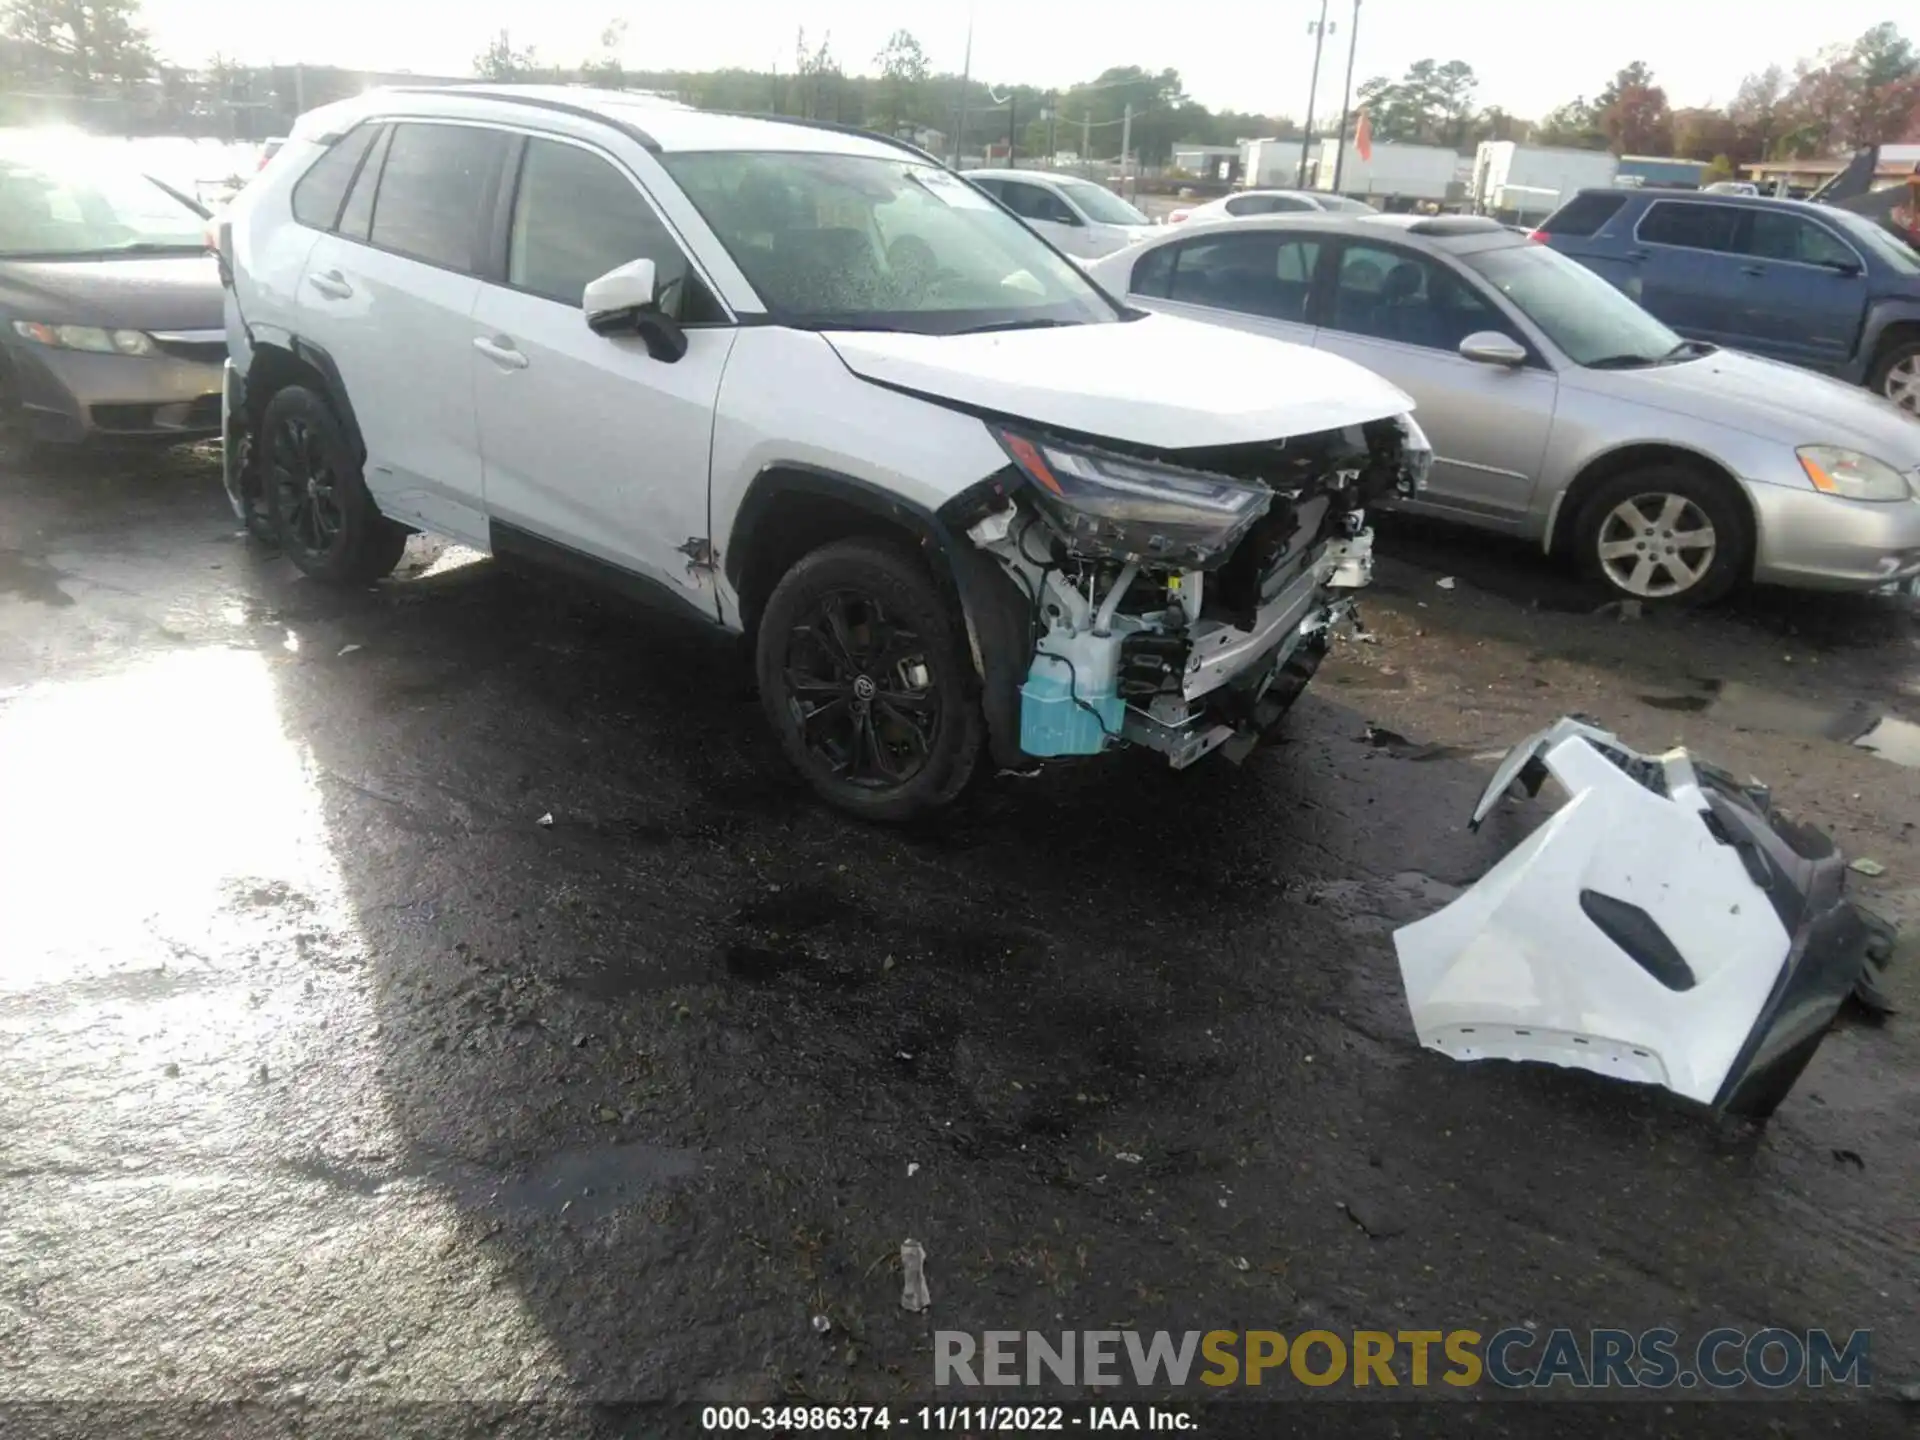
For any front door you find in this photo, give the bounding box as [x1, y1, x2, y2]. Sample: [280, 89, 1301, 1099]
[471, 135, 736, 614]
[1631, 200, 1750, 350]
[996, 178, 1089, 255]
[1726, 208, 1870, 373]
[1315, 240, 1557, 522]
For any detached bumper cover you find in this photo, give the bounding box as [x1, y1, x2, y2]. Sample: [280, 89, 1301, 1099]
[1393, 717, 1891, 1119]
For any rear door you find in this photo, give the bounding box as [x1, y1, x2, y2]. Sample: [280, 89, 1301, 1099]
[1124, 228, 1322, 347]
[297, 120, 509, 546]
[1724, 208, 1869, 372]
[1314, 240, 1556, 522]
[470, 133, 736, 614]
[1631, 200, 1749, 349]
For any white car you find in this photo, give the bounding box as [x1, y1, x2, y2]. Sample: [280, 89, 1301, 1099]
[1168, 189, 1378, 225]
[215, 85, 1431, 819]
[963, 168, 1157, 258]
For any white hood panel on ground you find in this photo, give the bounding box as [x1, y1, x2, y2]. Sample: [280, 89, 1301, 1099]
[824, 312, 1415, 451]
[1394, 719, 1792, 1107]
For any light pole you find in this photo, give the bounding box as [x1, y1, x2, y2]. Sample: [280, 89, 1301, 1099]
[1332, 0, 1362, 191]
[950, 9, 974, 167]
[1296, 0, 1334, 189]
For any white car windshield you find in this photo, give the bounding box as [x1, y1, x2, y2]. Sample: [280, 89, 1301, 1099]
[0, 153, 206, 259]
[662, 151, 1121, 334]
[1058, 180, 1148, 226]
[1464, 242, 1686, 368]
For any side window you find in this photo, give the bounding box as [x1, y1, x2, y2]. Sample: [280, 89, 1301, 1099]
[1743, 211, 1857, 268]
[1540, 191, 1627, 237]
[290, 123, 379, 232]
[970, 177, 1004, 201]
[1227, 194, 1308, 216]
[1002, 181, 1075, 225]
[367, 122, 505, 273]
[508, 138, 715, 319]
[1163, 232, 1320, 322]
[1130, 243, 1175, 297]
[335, 125, 390, 243]
[1329, 243, 1507, 352]
[1636, 201, 1740, 253]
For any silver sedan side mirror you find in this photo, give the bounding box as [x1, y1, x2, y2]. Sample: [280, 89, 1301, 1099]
[1459, 331, 1528, 367]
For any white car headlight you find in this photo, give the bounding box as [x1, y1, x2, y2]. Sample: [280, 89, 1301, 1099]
[1796, 446, 1913, 503]
[11, 322, 158, 357]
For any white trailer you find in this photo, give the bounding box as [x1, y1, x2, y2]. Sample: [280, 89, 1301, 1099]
[1471, 142, 1619, 216]
[1312, 142, 1457, 202]
[1241, 138, 1311, 189]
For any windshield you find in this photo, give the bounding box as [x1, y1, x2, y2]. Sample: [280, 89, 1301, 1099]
[1824, 206, 1920, 275]
[1318, 195, 1378, 214]
[1058, 180, 1148, 226]
[662, 151, 1120, 334]
[0, 153, 206, 258]
[1463, 242, 1683, 367]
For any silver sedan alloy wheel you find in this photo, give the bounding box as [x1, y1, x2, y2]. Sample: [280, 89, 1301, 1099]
[1884, 353, 1920, 415]
[1595, 492, 1717, 599]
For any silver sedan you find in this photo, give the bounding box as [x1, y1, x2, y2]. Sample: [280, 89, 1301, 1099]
[1086, 213, 1920, 604]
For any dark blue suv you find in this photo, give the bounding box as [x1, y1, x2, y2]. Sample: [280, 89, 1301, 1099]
[1535, 189, 1920, 417]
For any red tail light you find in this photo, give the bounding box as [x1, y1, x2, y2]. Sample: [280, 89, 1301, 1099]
[1527, 229, 1549, 243]
[1168, 210, 1190, 224]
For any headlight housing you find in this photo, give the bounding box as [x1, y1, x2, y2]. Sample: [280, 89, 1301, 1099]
[994, 427, 1273, 568]
[11, 321, 158, 358]
[1796, 446, 1914, 503]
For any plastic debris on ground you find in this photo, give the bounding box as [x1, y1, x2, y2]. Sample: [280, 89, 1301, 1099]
[900, 1239, 930, 1312]
[536, 812, 554, 828]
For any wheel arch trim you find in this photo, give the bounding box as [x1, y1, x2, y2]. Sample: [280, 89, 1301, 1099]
[1543, 442, 1759, 564]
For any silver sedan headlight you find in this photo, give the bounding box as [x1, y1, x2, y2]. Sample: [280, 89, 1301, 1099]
[1796, 446, 1914, 503]
[11, 321, 159, 357]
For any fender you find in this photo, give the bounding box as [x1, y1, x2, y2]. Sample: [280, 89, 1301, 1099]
[726, 464, 1031, 771]
[1860, 297, 1920, 368]
[244, 335, 367, 462]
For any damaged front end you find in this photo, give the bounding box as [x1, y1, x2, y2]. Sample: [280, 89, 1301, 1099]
[1394, 718, 1898, 1119]
[943, 412, 1432, 770]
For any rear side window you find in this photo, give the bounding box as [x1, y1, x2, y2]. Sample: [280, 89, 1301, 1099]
[1537, 191, 1626, 238]
[507, 138, 717, 319]
[290, 124, 379, 231]
[368, 123, 505, 273]
[1637, 201, 1740, 253]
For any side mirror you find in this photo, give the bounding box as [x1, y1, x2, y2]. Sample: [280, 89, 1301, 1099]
[1458, 330, 1528, 367]
[583, 258, 688, 362]
[1821, 257, 1864, 277]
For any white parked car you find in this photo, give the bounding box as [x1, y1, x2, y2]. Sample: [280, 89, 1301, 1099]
[216, 86, 1432, 819]
[964, 168, 1157, 258]
[1168, 189, 1378, 225]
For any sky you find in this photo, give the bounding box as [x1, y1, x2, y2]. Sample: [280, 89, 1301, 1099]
[142, 0, 1903, 121]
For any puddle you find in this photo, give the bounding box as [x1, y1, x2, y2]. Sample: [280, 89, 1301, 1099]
[455, 1142, 699, 1222]
[0, 550, 75, 607]
[1637, 679, 1918, 768]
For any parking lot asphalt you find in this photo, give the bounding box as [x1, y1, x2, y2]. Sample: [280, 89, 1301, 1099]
[2, 447, 1918, 1433]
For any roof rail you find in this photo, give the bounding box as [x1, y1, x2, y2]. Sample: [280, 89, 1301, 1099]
[378, 85, 662, 153]
[709, 111, 945, 167]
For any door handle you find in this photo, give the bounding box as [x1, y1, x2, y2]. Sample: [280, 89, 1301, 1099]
[1625, 249, 1649, 262]
[1740, 264, 1765, 277]
[307, 269, 352, 299]
[473, 335, 529, 370]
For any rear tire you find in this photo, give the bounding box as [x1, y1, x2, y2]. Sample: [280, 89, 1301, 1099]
[1572, 465, 1749, 606]
[1868, 335, 1920, 417]
[755, 537, 983, 822]
[261, 385, 407, 584]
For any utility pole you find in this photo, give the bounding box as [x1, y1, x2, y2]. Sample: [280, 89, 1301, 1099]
[950, 11, 973, 166]
[1332, 0, 1361, 191]
[1045, 92, 1057, 163]
[1081, 111, 1091, 172]
[1120, 102, 1133, 193]
[1008, 92, 1018, 167]
[1297, 0, 1333, 189]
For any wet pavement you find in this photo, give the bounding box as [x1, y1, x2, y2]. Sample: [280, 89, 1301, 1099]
[2, 450, 1919, 1432]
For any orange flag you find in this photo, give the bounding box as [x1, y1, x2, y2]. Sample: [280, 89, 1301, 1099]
[1355, 109, 1374, 162]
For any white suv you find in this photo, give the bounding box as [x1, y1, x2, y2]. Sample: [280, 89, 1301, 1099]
[217, 85, 1430, 819]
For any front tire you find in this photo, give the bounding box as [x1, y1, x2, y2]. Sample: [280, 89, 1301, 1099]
[261, 385, 407, 584]
[755, 538, 983, 822]
[1868, 336, 1920, 417]
[1573, 465, 1749, 606]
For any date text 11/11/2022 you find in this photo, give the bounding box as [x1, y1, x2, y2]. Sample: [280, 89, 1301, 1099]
[700, 1405, 1195, 1431]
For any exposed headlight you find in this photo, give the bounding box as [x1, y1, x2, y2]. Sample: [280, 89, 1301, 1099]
[1796, 446, 1913, 503]
[11, 322, 158, 358]
[1396, 413, 1433, 494]
[994, 426, 1273, 568]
